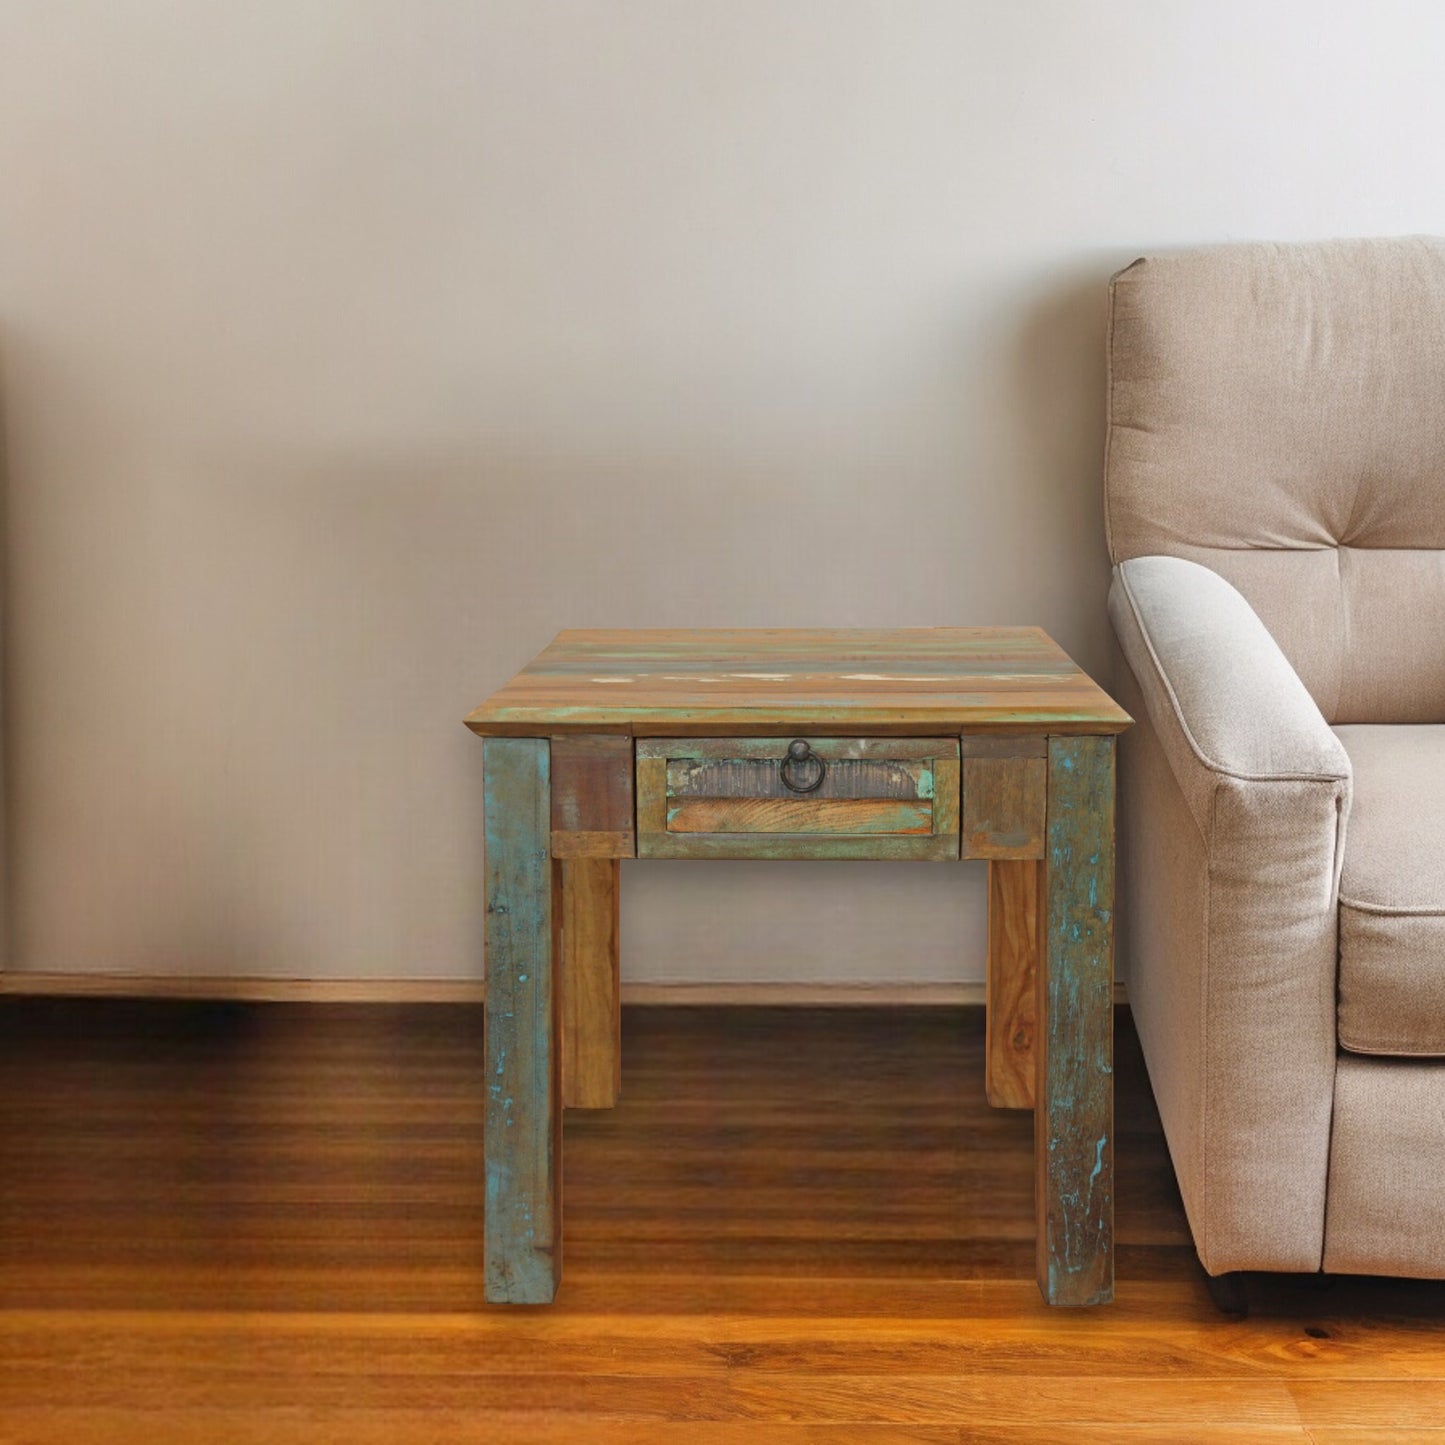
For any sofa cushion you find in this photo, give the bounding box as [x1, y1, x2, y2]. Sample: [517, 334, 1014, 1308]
[1106, 239, 1445, 724]
[1334, 725, 1445, 1056]
[1324, 1054, 1445, 1277]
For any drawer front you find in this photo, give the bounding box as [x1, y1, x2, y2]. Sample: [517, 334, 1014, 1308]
[636, 737, 960, 860]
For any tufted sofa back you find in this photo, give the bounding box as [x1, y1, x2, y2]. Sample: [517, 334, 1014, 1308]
[1105, 237, 1445, 724]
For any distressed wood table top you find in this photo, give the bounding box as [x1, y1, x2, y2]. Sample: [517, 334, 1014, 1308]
[466, 628, 1130, 737]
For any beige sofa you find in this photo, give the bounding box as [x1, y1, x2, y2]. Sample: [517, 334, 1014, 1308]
[1106, 236, 1445, 1280]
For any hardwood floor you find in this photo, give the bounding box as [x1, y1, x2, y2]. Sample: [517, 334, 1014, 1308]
[2, 1000, 1443, 1441]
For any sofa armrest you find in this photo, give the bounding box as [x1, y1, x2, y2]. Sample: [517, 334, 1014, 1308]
[1109, 554, 1351, 1276]
[1108, 554, 1350, 835]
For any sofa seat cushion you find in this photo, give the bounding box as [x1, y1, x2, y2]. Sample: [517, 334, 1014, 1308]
[1334, 725, 1445, 1056]
[1324, 1054, 1445, 1276]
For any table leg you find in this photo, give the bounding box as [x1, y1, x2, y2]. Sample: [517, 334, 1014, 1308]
[1035, 734, 1115, 1307]
[562, 858, 622, 1109]
[484, 737, 562, 1304]
[986, 859, 1039, 1110]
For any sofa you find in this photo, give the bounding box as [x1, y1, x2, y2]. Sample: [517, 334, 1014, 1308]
[1106, 236, 1445, 1279]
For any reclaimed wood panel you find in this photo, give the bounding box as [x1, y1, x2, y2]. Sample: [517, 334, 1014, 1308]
[932, 756, 960, 838]
[640, 737, 950, 762]
[483, 737, 561, 1305]
[1036, 734, 1116, 1308]
[561, 858, 621, 1111]
[466, 629, 1132, 736]
[639, 736, 959, 858]
[964, 755, 1047, 860]
[667, 757, 928, 800]
[638, 832, 960, 861]
[551, 829, 633, 858]
[962, 734, 1048, 758]
[635, 755, 669, 842]
[986, 859, 1039, 1110]
[550, 735, 634, 858]
[667, 798, 932, 835]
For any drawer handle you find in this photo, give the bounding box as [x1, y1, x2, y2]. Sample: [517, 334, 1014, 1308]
[779, 739, 827, 794]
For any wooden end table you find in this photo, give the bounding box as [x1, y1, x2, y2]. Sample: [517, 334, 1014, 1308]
[466, 628, 1130, 1307]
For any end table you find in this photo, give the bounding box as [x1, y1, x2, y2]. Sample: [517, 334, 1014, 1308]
[465, 628, 1130, 1307]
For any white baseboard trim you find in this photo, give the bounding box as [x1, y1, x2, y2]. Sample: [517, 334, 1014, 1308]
[0, 972, 1128, 1007]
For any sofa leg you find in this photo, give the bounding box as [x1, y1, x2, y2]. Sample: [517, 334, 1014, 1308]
[1205, 1269, 1249, 1316]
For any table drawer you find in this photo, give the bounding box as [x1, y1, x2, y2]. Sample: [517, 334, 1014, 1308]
[636, 737, 960, 860]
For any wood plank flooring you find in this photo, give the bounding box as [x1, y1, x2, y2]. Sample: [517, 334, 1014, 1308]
[2, 1000, 1443, 1440]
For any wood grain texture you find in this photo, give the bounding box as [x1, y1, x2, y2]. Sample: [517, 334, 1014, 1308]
[466, 629, 1131, 736]
[550, 828, 635, 858]
[962, 734, 1049, 758]
[667, 798, 933, 835]
[561, 858, 621, 1111]
[483, 737, 561, 1304]
[932, 756, 960, 838]
[640, 737, 949, 762]
[2, 999, 1440, 1441]
[986, 859, 1039, 1111]
[964, 755, 1047, 860]
[0, 975, 1035, 1005]
[618, 982, 1005, 1005]
[1036, 734, 1116, 1308]
[0, 1415, 1333, 1445]
[550, 735, 635, 857]
[638, 833, 961, 862]
[638, 736, 958, 859]
[667, 757, 929, 800]
[636, 755, 669, 845]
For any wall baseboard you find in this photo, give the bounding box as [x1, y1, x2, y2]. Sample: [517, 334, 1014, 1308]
[0, 973, 491, 1004]
[0, 973, 1128, 1007]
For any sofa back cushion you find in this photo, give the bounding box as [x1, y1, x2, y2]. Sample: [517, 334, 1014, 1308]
[1105, 237, 1445, 723]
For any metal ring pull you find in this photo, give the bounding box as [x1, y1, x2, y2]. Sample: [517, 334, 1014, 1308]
[779, 739, 826, 794]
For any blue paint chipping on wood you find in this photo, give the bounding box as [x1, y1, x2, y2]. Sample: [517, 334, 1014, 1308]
[483, 737, 560, 1304]
[1036, 734, 1115, 1306]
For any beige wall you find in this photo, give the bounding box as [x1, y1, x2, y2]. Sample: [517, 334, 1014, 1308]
[1, 2, 1441, 983]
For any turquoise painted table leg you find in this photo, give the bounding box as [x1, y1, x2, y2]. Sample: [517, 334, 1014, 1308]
[484, 737, 561, 1304]
[1036, 734, 1115, 1306]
